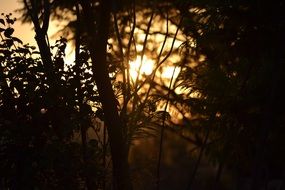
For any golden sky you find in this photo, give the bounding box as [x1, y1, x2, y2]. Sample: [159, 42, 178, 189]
[0, 0, 38, 45]
[0, 0, 17, 12]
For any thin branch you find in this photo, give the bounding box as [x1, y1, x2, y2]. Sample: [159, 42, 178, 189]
[135, 26, 185, 42]
[127, 12, 170, 130]
[126, 0, 136, 94]
[132, 16, 184, 97]
[133, 10, 155, 90]
[186, 113, 213, 190]
[157, 17, 183, 66]
[142, 12, 169, 105]
[113, 10, 127, 107]
[156, 66, 177, 190]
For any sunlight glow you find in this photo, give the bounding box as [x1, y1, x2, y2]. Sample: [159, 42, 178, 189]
[129, 57, 182, 83]
[161, 66, 180, 79]
[129, 56, 154, 81]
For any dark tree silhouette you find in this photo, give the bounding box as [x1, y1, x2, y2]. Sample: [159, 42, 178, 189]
[1, 0, 285, 190]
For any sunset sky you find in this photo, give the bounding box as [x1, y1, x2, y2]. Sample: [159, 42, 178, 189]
[1, 0, 74, 62]
[0, 0, 36, 45]
[0, 0, 182, 75]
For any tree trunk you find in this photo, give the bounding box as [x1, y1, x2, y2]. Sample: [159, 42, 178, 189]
[23, 0, 55, 86]
[80, 0, 132, 189]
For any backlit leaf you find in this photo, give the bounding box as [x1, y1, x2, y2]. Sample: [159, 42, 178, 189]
[0, 19, 4, 25]
[12, 37, 23, 44]
[4, 27, 14, 38]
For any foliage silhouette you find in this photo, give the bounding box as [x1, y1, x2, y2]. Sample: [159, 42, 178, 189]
[1, 0, 285, 190]
[169, 1, 285, 189]
[0, 14, 104, 189]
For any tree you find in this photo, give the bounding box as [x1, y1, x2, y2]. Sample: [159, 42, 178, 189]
[0, 14, 104, 189]
[170, 1, 285, 189]
[2, 0, 285, 189]
[79, 0, 132, 189]
[16, 0, 192, 189]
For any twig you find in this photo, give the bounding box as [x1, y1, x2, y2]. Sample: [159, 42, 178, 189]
[156, 66, 177, 190]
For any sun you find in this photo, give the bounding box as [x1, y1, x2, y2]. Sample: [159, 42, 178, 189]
[129, 56, 154, 82]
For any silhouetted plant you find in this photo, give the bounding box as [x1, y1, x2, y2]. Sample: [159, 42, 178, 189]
[0, 14, 104, 189]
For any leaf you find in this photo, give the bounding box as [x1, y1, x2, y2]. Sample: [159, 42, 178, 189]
[0, 49, 11, 56]
[55, 57, 64, 69]
[60, 37, 67, 43]
[0, 43, 6, 48]
[12, 37, 23, 44]
[6, 18, 14, 25]
[32, 51, 41, 55]
[0, 19, 4, 25]
[5, 39, 13, 48]
[4, 27, 14, 38]
[15, 48, 30, 55]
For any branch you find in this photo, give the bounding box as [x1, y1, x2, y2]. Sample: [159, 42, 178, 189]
[156, 66, 177, 190]
[42, 0, 50, 34]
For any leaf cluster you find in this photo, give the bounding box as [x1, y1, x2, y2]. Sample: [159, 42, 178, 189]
[173, 0, 285, 178]
[0, 15, 104, 189]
